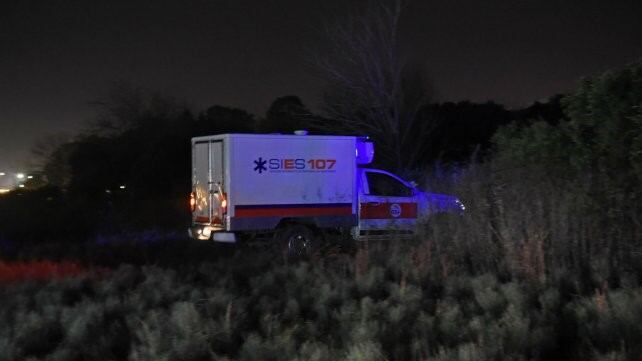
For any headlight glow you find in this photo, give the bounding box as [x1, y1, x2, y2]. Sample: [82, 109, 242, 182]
[455, 199, 466, 211]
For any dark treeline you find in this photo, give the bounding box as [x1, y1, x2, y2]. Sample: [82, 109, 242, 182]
[0, 82, 562, 245]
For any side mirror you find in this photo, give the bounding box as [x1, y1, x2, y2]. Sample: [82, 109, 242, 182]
[409, 180, 418, 188]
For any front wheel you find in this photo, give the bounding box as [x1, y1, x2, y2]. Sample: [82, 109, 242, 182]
[276, 224, 318, 261]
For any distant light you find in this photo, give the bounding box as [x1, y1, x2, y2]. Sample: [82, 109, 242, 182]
[0, 172, 5, 176]
[16, 173, 25, 179]
[18, 184, 25, 188]
[27, 175, 34, 179]
[119, 185, 126, 189]
[0, 188, 10, 194]
[105, 189, 111, 194]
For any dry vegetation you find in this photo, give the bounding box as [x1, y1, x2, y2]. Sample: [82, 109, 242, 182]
[1, 161, 641, 361]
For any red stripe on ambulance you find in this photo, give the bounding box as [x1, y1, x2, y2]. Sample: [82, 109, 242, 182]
[235, 204, 353, 218]
[360, 202, 417, 219]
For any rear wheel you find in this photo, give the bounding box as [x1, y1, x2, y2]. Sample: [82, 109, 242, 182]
[277, 224, 318, 261]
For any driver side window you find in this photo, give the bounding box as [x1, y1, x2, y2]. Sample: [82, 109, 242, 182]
[365, 172, 413, 197]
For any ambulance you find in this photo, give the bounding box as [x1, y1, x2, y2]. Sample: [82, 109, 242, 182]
[188, 132, 463, 255]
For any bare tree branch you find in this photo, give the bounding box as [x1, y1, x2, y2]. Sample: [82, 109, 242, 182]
[311, 0, 433, 171]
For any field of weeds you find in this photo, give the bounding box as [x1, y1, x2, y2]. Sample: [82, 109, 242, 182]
[1, 236, 641, 361]
[2, 154, 642, 360]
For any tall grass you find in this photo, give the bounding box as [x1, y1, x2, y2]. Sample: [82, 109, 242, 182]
[1, 161, 641, 360]
[421, 161, 641, 289]
[1, 247, 640, 361]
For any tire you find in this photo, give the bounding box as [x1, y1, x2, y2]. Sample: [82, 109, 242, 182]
[277, 224, 318, 261]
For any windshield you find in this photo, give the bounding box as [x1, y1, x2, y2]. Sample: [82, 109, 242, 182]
[365, 171, 413, 197]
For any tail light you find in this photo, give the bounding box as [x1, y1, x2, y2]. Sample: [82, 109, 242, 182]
[189, 192, 196, 212]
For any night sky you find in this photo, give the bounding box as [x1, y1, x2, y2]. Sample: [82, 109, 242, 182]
[1, 0, 641, 171]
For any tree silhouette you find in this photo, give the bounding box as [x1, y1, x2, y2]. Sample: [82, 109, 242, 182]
[197, 105, 254, 135]
[258, 95, 313, 134]
[313, 0, 433, 171]
[30, 133, 73, 188]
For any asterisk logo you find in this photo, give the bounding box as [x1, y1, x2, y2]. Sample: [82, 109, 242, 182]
[253, 157, 267, 173]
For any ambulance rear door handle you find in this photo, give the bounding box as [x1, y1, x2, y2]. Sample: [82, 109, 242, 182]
[367, 201, 382, 206]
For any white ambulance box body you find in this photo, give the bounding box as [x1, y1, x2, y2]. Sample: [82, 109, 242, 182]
[191, 134, 365, 235]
